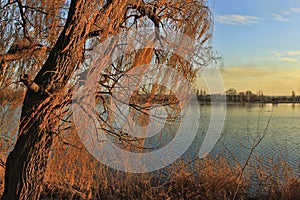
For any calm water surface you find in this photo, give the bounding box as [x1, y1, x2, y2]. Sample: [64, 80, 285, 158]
[194, 103, 299, 174]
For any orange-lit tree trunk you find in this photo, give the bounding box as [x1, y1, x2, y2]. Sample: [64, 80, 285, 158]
[1, 0, 95, 199]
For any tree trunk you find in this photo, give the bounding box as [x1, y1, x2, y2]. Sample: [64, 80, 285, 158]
[1, 0, 94, 199]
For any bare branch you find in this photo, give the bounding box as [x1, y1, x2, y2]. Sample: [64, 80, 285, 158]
[0, 158, 5, 169]
[16, 0, 29, 40]
[87, 29, 104, 39]
[134, 1, 160, 27]
[0, 44, 49, 62]
[20, 73, 40, 93]
[0, 60, 5, 79]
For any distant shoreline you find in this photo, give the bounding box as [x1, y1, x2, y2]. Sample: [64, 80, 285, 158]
[197, 101, 300, 105]
[197, 94, 300, 104]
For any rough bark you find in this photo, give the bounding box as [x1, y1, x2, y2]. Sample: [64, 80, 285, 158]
[1, 0, 95, 199]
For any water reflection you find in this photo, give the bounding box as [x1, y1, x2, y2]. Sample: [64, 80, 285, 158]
[195, 103, 299, 175]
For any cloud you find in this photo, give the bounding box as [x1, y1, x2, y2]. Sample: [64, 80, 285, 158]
[242, 51, 300, 64]
[279, 57, 298, 62]
[217, 67, 300, 95]
[272, 13, 290, 22]
[270, 50, 300, 62]
[221, 67, 271, 78]
[270, 51, 281, 57]
[215, 14, 259, 25]
[287, 51, 300, 56]
[281, 7, 300, 15]
[271, 7, 300, 22]
[289, 7, 300, 13]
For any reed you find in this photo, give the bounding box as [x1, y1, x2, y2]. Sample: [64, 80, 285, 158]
[0, 149, 299, 199]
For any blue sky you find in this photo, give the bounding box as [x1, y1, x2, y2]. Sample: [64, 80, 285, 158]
[207, 0, 300, 95]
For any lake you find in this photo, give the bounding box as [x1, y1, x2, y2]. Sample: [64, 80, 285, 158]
[191, 103, 300, 175]
[92, 99, 299, 175]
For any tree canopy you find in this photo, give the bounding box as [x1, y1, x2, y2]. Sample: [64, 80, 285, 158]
[0, 0, 214, 199]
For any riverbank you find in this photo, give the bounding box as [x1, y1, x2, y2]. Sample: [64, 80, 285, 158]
[39, 157, 300, 200]
[197, 100, 300, 105]
[1, 155, 298, 200]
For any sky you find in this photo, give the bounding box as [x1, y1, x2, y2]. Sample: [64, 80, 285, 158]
[207, 0, 300, 95]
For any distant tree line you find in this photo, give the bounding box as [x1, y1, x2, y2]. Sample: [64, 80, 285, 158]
[196, 88, 300, 103]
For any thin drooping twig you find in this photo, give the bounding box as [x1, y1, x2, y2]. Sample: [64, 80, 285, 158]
[233, 110, 273, 200]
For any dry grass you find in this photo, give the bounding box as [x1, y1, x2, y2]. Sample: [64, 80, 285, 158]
[0, 150, 299, 200]
[0, 126, 299, 199]
[250, 159, 300, 200]
[41, 156, 248, 200]
[38, 144, 299, 200]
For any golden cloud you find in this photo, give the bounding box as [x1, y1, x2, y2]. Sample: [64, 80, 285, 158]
[197, 67, 300, 95]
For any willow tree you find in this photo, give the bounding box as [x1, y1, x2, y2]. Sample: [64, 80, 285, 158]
[0, 0, 213, 199]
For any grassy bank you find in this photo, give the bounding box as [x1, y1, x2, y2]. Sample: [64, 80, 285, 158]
[0, 154, 299, 199]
